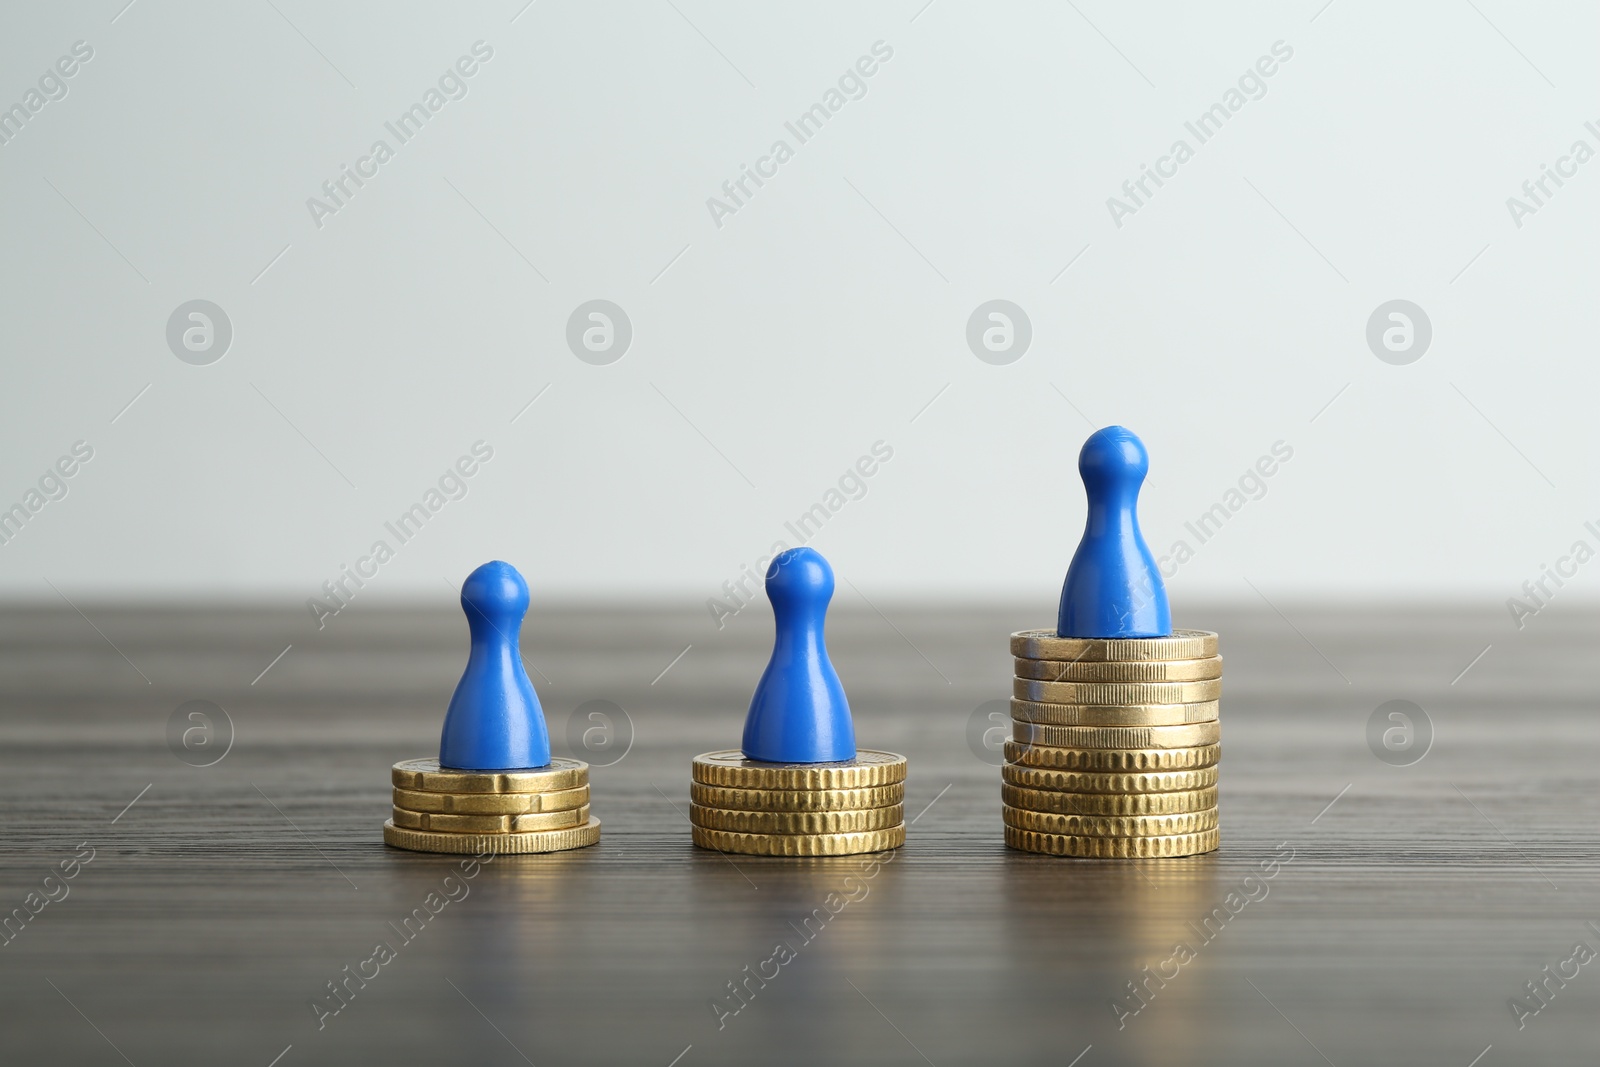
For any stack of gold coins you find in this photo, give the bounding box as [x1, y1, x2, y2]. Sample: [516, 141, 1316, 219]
[383, 757, 600, 855]
[1003, 629, 1221, 858]
[689, 750, 907, 856]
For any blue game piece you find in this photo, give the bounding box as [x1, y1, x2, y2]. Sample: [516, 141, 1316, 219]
[1058, 426, 1173, 639]
[741, 547, 857, 763]
[438, 561, 551, 771]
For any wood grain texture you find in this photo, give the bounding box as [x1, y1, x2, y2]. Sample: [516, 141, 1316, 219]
[0, 601, 1595, 1066]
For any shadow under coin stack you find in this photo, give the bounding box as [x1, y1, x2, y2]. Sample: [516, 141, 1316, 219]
[1005, 629, 1221, 858]
[690, 750, 906, 856]
[386, 757, 599, 855]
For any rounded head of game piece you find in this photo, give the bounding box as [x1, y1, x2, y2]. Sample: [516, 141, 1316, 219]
[742, 547, 856, 764]
[764, 544, 834, 607]
[438, 560, 551, 771]
[1079, 424, 1148, 490]
[461, 558, 529, 623]
[1057, 426, 1172, 639]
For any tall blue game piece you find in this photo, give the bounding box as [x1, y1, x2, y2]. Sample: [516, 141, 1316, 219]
[1058, 426, 1173, 639]
[741, 547, 856, 764]
[438, 561, 551, 771]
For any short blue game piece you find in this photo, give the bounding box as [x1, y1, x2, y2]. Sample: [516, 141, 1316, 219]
[741, 547, 857, 764]
[438, 561, 551, 771]
[1057, 426, 1173, 639]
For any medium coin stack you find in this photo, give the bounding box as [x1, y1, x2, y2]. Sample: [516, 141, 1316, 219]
[1003, 629, 1221, 858]
[689, 750, 907, 857]
[383, 757, 601, 855]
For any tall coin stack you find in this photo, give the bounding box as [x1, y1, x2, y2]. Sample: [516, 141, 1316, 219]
[384, 757, 601, 855]
[690, 750, 907, 857]
[1003, 629, 1221, 858]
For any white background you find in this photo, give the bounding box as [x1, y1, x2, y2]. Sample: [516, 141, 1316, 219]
[0, 1, 1595, 621]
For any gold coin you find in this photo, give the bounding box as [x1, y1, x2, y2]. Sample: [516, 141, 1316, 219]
[1010, 629, 1218, 662]
[1002, 803, 1218, 837]
[1013, 677, 1223, 705]
[1014, 655, 1222, 682]
[1002, 763, 1219, 794]
[691, 749, 907, 790]
[390, 805, 589, 834]
[382, 816, 601, 855]
[1004, 825, 1219, 858]
[1010, 698, 1219, 727]
[1013, 720, 1220, 749]
[689, 781, 903, 812]
[1001, 783, 1218, 815]
[391, 757, 588, 794]
[691, 823, 904, 856]
[392, 785, 590, 815]
[1004, 741, 1220, 772]
[689, 803, 905, 834]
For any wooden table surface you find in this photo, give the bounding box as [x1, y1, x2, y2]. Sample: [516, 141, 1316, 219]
[0, 601, 1594, 1066]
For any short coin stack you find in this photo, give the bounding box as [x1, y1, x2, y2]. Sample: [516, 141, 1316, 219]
[384, 757, 601, 855]
[690, 750, 907, 856]
[1003, 629, 1221, 858]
